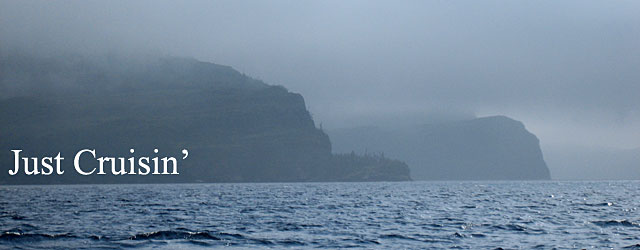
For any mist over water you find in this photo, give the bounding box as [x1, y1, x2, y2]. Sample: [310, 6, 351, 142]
[2, 1, 640, 248]
[2, 0, 639, 179]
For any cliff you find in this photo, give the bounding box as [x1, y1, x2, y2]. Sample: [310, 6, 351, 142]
[329, 116, 551, 180]
[0, 53, 410, 184]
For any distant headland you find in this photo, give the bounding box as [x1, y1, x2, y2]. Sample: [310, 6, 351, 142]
[1, 53, 550, 184]
[329, 116, 551, 180]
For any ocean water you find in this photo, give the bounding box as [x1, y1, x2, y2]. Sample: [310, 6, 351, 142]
[1, 181, 639, 249]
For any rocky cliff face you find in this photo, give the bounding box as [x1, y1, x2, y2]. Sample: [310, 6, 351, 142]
[329, 116, 551, 180]
[0, 54, 410, 184]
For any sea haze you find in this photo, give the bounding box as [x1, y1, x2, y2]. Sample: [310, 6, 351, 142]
[1, 181, 639, 249]
[1, 1, 639, 249]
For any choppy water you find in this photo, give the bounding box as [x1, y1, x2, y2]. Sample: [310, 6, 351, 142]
[1, 181, 640, 249]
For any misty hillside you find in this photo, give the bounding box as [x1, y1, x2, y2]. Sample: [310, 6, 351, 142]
[329, 116, 551, 180]
[0, 53, 410, 184]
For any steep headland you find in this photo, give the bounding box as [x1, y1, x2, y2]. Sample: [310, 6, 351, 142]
[329, 116, 551, 180]
[0, 53, 410, 184]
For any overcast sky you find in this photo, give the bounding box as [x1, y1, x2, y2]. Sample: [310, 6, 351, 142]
[2, 0, 639, 149]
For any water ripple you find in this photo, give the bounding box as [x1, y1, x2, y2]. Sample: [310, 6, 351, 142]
[1, 181, 640, 249]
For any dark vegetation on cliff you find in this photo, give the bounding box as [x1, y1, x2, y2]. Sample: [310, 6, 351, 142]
[329, 116, 551, 180]
[0, 53, 410, 184]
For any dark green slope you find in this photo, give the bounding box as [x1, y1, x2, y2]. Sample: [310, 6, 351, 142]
[0, 54, 410, 184]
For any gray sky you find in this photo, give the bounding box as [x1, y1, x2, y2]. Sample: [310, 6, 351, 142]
[2, 0, 639, 149]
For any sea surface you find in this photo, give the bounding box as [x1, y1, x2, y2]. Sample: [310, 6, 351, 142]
[1, 181, 640, 249]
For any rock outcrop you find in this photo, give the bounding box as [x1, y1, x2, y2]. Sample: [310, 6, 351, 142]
[329, 116, 551, 180]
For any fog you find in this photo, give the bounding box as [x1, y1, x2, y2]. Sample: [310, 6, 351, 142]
[2, 0, 639, 178]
